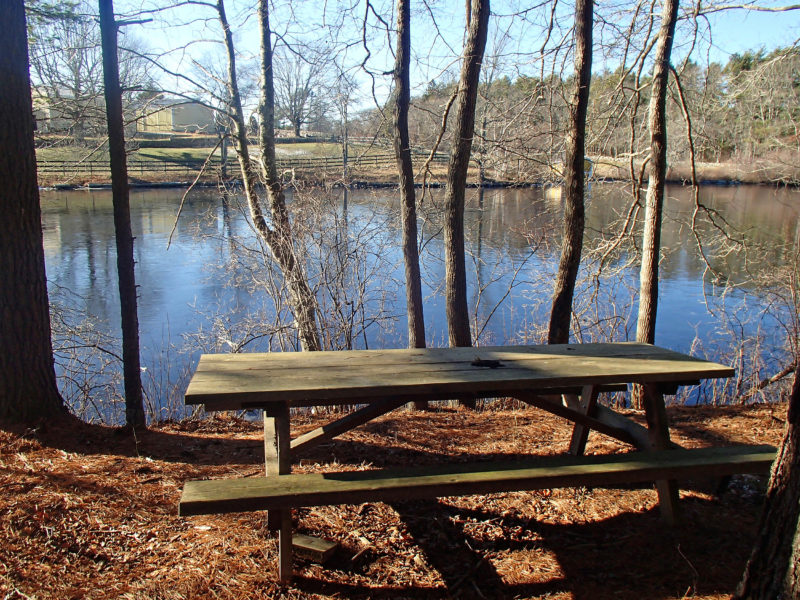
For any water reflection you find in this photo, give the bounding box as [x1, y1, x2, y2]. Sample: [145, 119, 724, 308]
[40, 182, 800, 416]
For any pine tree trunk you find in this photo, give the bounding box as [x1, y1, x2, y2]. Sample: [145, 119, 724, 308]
[444, 0, 490, 351]
[0, 0, 65, 423]
[99, 0, 145, 428]
[736, 364, 800, 599]
[548, 0, 593, 345]
[633, 0, 679, 409]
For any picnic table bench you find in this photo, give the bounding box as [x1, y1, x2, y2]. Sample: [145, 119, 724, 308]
[179, 342, 776, 583]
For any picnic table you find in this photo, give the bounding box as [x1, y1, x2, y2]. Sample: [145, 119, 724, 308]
[179, 342, 775, 582]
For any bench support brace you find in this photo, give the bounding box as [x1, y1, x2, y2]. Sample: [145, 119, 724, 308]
[290, 397, 408, 454]
[567, 385, 599, 456]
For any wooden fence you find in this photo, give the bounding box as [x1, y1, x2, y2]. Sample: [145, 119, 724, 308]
[37, 151, 449, 181]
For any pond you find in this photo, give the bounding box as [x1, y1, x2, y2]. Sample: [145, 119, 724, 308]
[40, 182, 800, 422]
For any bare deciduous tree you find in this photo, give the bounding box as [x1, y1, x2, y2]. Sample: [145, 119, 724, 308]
[99, 0, 145, 428]
[393, 0, 425, 346]
[274, 45, 329, 137]
[28, 0, 151, 143]
[548, 0, 594, 345]
[444, 0, 490, 359]
[256, 0, 321, 351]
[636, 0, 679, 346]
[393, 0, 427, 409]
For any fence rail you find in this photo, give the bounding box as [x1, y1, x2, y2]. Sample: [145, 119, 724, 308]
[37, 151, 449, 180]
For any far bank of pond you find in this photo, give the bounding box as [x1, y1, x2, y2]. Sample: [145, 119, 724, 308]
[40, 182, 800, 422]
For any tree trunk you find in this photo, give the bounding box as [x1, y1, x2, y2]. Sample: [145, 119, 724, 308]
[548, 0, 594, 345]
[216, 0, 320, 352]
[633, 0, 679, 409]
[0, 0, 65, 423]
[736, 364, 800, 599]
[393, 0, 426, 345]
[342, 124, 349, 182]
[99, 0, 146, 428]
[257, 0, 321, 352]
[444, 0, 490, 351]
[220, 134, 228, 179]
[394, 0, 427, 409]
[636, 0, 678, 346]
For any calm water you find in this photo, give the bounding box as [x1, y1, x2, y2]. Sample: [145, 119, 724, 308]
[40, 183, 800, 421]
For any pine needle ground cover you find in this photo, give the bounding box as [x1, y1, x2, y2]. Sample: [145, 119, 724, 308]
[0, 403, 784, 599]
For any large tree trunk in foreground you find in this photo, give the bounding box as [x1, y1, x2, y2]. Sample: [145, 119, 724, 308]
[736, 364, 800, 599]
[393, 0, 427, 409]
[0, 0, 65, 423]
[547, 0, 594, 345]
[99, 0, 145, 428]
[444, 0, 490, 351]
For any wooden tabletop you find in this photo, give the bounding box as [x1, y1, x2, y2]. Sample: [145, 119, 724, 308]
[184, 342, 734, 412]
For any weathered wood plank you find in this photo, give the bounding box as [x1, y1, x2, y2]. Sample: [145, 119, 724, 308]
[264, 405, 290, 531]
[514, 391, 641, 447]
[185, 343, 733, 411]
[278, 510, 292, 583]
[292, 534, 337, 563]
[642, 383, 680, 524]
[188, 351, 729, 385]
[593, 404, 662, 450]
[191, 343, 708, 372]
[569, 385, 599, 456]
[264, 406, 290, 477]
[179, 445, 775, 516]
[290, 397, 408, 454]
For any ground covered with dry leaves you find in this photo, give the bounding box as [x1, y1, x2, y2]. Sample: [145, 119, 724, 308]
[0, 402, 787, 599]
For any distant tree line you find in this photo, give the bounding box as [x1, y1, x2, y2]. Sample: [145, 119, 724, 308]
[362, 45, 798, 183]
[26, 1, 800, 187]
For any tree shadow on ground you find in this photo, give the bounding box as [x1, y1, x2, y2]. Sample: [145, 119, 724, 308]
[294, 494, 758, 599]
[3, 415, 266, 466]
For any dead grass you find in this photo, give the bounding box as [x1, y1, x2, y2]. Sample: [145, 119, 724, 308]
[591, 155, 800, 185]
[0, 402, 786, 599]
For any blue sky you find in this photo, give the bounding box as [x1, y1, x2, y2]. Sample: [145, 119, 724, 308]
[702, 4, 800, 62]
[120, 0, 800, 111]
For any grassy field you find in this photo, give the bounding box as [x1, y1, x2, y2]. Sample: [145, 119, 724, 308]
[37, 141, 381, 163]
[33, 138, 415, 186]
[136, 147, 222, 161]
[36, 138, 797, 187]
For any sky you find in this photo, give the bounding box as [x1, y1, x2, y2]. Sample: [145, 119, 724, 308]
[116, 0, 800, 112]
[697, 4, 800, 62]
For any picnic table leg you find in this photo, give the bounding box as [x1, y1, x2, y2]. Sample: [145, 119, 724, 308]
[567, 385, 598, 456]
[642, 383, 680, 525]
[264, 405, 293, 581]
[278, 509, 293, 584]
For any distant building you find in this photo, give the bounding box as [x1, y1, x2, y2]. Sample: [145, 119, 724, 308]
[31, 87, 104, 134]
[139, 99, 216, 134]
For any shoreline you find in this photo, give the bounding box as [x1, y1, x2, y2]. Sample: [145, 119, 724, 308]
[41, 176, 799, 192]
